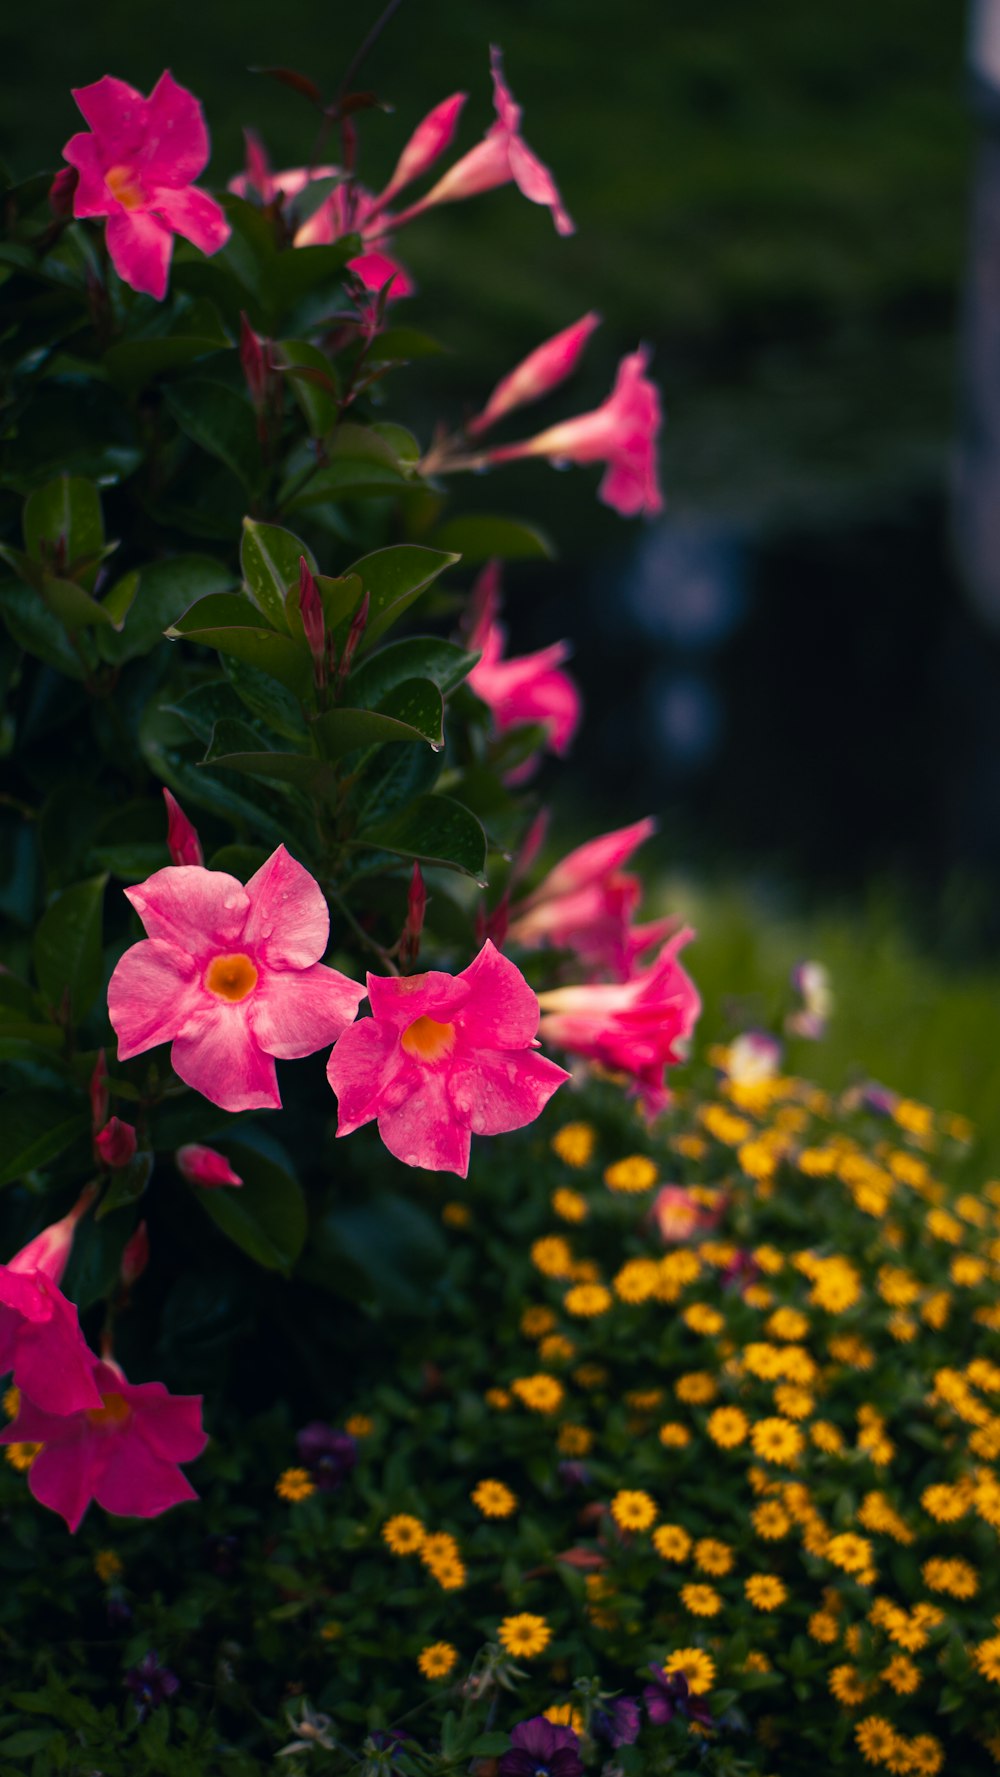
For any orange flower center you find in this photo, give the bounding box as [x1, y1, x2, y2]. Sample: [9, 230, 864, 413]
[400, 1016, 456, 1063]
[86, 1391, 132, 1430]
[206, 953, 259, 1002]
[104, 164, 146, 210]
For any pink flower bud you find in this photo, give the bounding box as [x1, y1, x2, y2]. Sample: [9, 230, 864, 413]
[378, 93, 467, 206]
[163, 789, 203, 867]
[240, 311, 268, 409]
[89, 1047, 110, 1135]
[468, 312, 600, 438]
[49, 166, 78, 219]
[299, 556, 326, 686]
[176, 1144, 243, 1190]
[120, 1220, 150, 1288]
[95, 1118, 138, 1170]
[336, 589, 370, 692]
[401, 861, 427, 966]
[243, 127, 274, 202]
[7, 1183, 98, 1286]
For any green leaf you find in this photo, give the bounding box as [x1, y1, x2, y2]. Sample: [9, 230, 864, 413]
[38, 573, 115, 631]
[368, 324, 445, 363]
[23, 475, 105, 588]
[281, 423, 413, 509]
[164, 379, 260, 488]
[104, 333, 231, 394]
[280, 338, 340, 436]
[0, 1089, 88, 1186]
[356, 794, 486, 879]
[429, 513, 554, 563]
[0, 580, 86, 677]
[96, 1150, 154, 1220]
[470, 1734, 511, 1758]
[312, 678, 444, 760]
[350, 735, 441, 827]
[348, 637, 477, 704]
[203, 718, 333, 793]
[263, 239, 358, 328]
[140, 700, 309, 847]
[33, 875, 106, 1020]
[100, 567, 139, 630]
[224, 655, 309, 742]
[95, 554, 238, 664]
[241, 517, 314, 631]
[303, 1188, 447, 1312]
[168, 601, 313, 699]
[193, 1136, 307, 1273]
[344, 545, 460, 651]
[168, 590, 268, 635]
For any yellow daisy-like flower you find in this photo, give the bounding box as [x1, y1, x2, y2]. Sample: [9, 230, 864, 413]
[485, 1387, 512, 1411]
[694, 1538, 734, 1576]
[752, 1501, 792, 1540]
[855, 1716, 901, 1766]
[614, 1257, 662, 1303]
[906, 1736, 944, 1776]
[751, 1417, 804, 1466]
[893, 1098, 933, 1137]
[539, 1334, 575, 1364]
[497, 1613, 551, 1659]
[773, 1384, 814, 1420]
[2, 1385, 20, 1419]
[827, 1533, 875, 1575]
[610, 1489, 657, 1532]
[418, 1642, 458, 1679]
[745, 1574, 787, 1611]
[921, 1555, 978, 1599]
[511, 1374, 565, 1414]
[441, 1202, 470, 1228]
[706, 1405, 749, 1448]
[663, 1648, 716, 1695]
[544, 1704, 584, 1733]
[521, 1305, 556, 1339]
[810, 1259, 863, 1313]
[654, 1524, 692, 1562]
[564, 1283, 612, 1318]
[551, 1186, 588, 1223]
[344, 1413, 374, 1437]
[766, 1307, 810, 1342]
[603, 1154, 658, 1193]
[753, 1245, 785, 1275]
[531, 1236, 575, 1279]
[471, 1479, 518, 1518]
[975, 1634, 1000, 1683]
[882, 1654, 920, 1695]
[4, 1441, 42, 1473]
[429, 1558, 467, 1591]
[382, 1514, 426, 1554]
[699, 1105, 752, 1145]
[683, 1302, 725, 1336]
[275, 1467, 315, 1502]
[675, 1371, 717, 1405]
[557, 1423, 593, 1456]
[574, 1362, 608, 1390]
[94, 1549, 122, 1583]
[552, 1122, 596, 1168]
[808, 1610, 839, 1644]
[743, 1650, 772, 1673]
[829, 1664, 870, 1706]
[658, 1421, 692, 1448]
[680, 1584, 723, 1617]
[920, 1482, 969, 1523]
[809, 1420, 846, 1454]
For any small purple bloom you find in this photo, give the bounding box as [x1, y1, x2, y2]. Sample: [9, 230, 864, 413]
[295, 1422, 358, 1491]
[499, 1717, 584, 1777]
[557, 1459, 590, 1489]
[593, 1696, 641, 1748]
[124, 1650, 179, 1722]
[643, 1665, 713, 1730]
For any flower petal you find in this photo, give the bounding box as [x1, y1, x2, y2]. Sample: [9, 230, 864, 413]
[62, 132, 113, 216]
[250, 961, 365, 1059]
[326, 1018, 401, 1135]
[105, 208, 174, 300]
[457, 940, 542, 1047]
[377, 1070, 472, 1176]
[242, 846, 329, 969]
[366, 968, 470, 1030]
[12, 1287, 102, 1415]
[141, 69, 210, 185]
[152, 184, 230, 255]
[450, 1046, 568, 1136]
[71, 76, 148, 161]
[124, 864, 248, 957]
[25, 1436, 104, 1532]
[123, 1381, 207, 1463]
[108, 938, 201, 1061]
[95, 1426, 199, 1520]
[170, 1004, 280, 1112]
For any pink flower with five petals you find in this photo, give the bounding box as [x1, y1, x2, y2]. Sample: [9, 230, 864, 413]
[325, 940, 569, 1176]
[62, 71, 230, 300]
[509, 818, 676, 980]
[0, 1196, 101, 1416]
[108, 845, 364, 1113]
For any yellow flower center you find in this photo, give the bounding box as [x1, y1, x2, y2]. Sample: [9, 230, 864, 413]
[105, 164, 146, 210]
[206, 953, 259, 1003]
[86, 1391, 132, 1430]
[400, 1016, 456, 1062]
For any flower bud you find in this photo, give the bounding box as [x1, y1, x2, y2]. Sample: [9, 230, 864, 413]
[176, 1144, 243, 1189]
[95, 1118, 138, 1170]
[298, 556, 326, 687]
[49, 166, 78, 219]
[400, 861, 426, 967]
[240, 311, 268, 409]
[89, 1047, 110, 1135]
[163, 789, 203, 867]
[467, 312, 600, 438]
[120, 1220, 150, 1288]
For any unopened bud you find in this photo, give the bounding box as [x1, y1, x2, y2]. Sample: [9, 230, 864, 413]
[336, 589, 370, 692]
[240, 311, 268, 409]
[468, 312, 600, 438]
[299, 556, 326, 687]
[400, 861, 427, 967]
[89, 1047, 110, 1135]
[176, 1144, 244, 1190]
[49, 166, 78, 220]
[120, 1220, 150, 1289]
[163, 789, 203, 867]
[95, 1118, 138, 1170]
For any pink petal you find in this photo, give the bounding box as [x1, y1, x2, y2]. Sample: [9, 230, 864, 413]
[538, 819, 656, 899]
[125, 1381, 206, 1463]
[457, 940, 542, 1047]
[151, 184, 230, 255]
[411, 134, 512, 210]
[96, 1429, 199, 1519]
[71, 76, 148, 161]
[249, 961, 365, 1059]
[0, 1269, 48, 1323]
[377, 1069, 472, 1176]
[25, 1437, 102, 1532]
[125, 865, 248, 957]
[241, 846, 329, 970]
[326, 1018, 401, 1135]
[176, 1144, 243, 1189]
[141, 69, 210, 186]
[105, 208, 174, 300]
[469, 312, 600, 435]
[450, 1046, 568, 1136]
[348, 250, 414, 299]
[380, 93, 468, 204]
[171, 1004, 281, 1112]
[62, 133, 113, 217]
[508, 135, 574, 236]
[365, 968, 470, 1030]
[108, 938, 201, 1061]
[12, 1289, 102, 1415]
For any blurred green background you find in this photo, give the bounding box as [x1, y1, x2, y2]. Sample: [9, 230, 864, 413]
[5, 1, 998, 1154]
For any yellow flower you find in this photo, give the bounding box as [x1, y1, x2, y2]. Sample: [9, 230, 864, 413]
[920, 1482, 969, 1523]
[881, 1655, 920, 1695]
[855, 1717, 902, 1766]
[751, 1417, 803, 1466]
[497, 1613, 551, 1658]
[694, 1538, 733, 1575]
[663, 1648, 716, 1694]
[674, 1132, 707, 1160]
[275, 1467, 315, 1502]
[653, 1524, 691, 1562]
[743, 1649, 772, 1672]
[485, 1387, 512, 1411]
[531, 1236, 575, 1279]
[893, 1099, 933, 1137]
[610, 1489, 657, 1532]
[680, 1583, 723, 1616]
[574, 1362, 608, 1390]
[877, 1265, 921, 1307]
[921, 1556, 978, 1598]
[675, 1371, 717, 1405]
[344, 1413, 374, 1437]
[557, 1423, 593, 1456]
[745, 1574, 787, 1611]
[564, 1283, 612, 1318]
[429, 1558, 467, 1591]
[552, 1122, 596, 1167]
[808, 1610, 839, 1644]
[2, 1386, 20, 1419]
[382, 1514, 426, 1554]
[551, 1186, 588, 1223]
[511, 1374, 564, 1414]
[705, 1405, 748, 1448]
[472, 1479, 518, 1518]
[658, 1421, 692, 1448]
[773, 1385, 814, 1420]
[752, 1501, 791, 1540]
[753, 1246, 784, 1275]
[418, 1642, 458, 1679]
[699, 1105, 752, 1145]
[810, 1258, 862, 1313]
[906, 1736, 944, 1776]
[683, 1302, 725, 1336]
[3, 1441, 42, 1473]
[798, 1147, 839, 1177]
[829, 1664, 870, 1706]
[544, 1705, 584, 1733]
[617, 1259, 662, 1307]
[442, 1202, 471, 1227]
[94, 1549, 122, 1583]
[539, 1333, 575, 1364]
[766, 1307, 810, 1342]
[858, 1491, 913, 1544]
[830, 1334, 876, 1371]
[975, 1634, 1000, 1683]
[521, 1305, 556, 1339]
[603, 1154, 657, 1193]
[827, 1533, 874, 1576]
[951, 1253, 988, 1287]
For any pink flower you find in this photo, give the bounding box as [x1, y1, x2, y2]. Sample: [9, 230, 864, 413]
[0, 1195, 101, 1415]
[0, 1356, 206, 1532]
[108, 846, 365, 1114]
[231, 143, 416, 300]
[62, 72, 230, 300]
[376, 92, 468, 207]
[723, 1030, 782, 1085]
[485, 347, 663, 517]
[536, 930, 700, 1118]
[466, 566, 580, 777]
[176, 1144, 243, 1189]
[468, 313, 601, 438]
[325, 940, 569, 1176]
[649, 1185, 714, 1245]
[509, 817, 675, 979]
[163, 789, 203, 867]
[94, 1117, 137, 1169]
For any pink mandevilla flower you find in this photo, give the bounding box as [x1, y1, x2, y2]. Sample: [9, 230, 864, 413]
[108, 845, 364, 1114]
[176, 1144, 243, 1189]
[536, 929, 700, 1118]
[1, 1356, 206, 1532]
[466, 565, 580, 778]
[62, 71, 230, 300]
[467, 313, 601, 438]
[650, 1184, 716, 1245]
[0, 1193, 101, 1415]
[508, 816, 676, 980]
[325, 939, 569, 1177]
[485, 347, 664, 518]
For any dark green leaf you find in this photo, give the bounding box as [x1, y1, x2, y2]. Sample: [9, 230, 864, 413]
[429, 514, 554, 563]
[169, 616, 313, 699]
[280, 338, 340, 436]
[304, 1187, 447, 1313]
[0, 580, 85, 677]
[95, 555, 238, 664]
[23, 475, 104, 588]
[263, 240, 358, 328]
[96, 1149, 154, 1220]
[312, 678, 444, 759]
[368, 325, 445, 362]
[164, 379, 260, 488]
[32, 875, 106, 1020]
[224, 654, 309, 741]
[344, 545, 460, 651]
[168, 591, 266, 635]
[0, 1089, 88, 1186]
[349, 736, 441, 827]
[281, 423, 412, 509]
[356, 794, 486, 879]
[203, 718, 333, 793]
[241, 517, 314, 631]
[38, 573, 115, 631]
[348, 637, 477, 704]
[193, 1136, 307, 1273]
[104, 333, 231, 393]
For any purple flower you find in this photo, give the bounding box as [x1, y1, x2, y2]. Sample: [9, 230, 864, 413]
[124, 1651, 179, 1721]
[593, 1696, 641, 1748]
[499, 1717, 584, 1777]
[295, 1422, 358, 1492]
[643, 1665, 713, 1730]
[557, 1459, 590, 1489]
